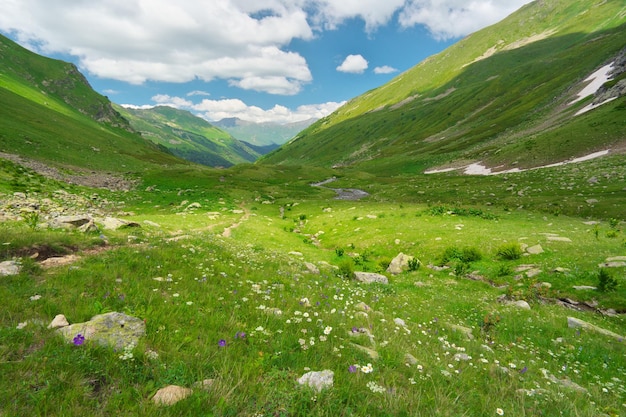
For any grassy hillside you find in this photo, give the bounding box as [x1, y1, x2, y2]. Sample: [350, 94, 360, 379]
[0, 34, 192, 174]
[262, 0, 626, 173]
[115, 105, 260, 168]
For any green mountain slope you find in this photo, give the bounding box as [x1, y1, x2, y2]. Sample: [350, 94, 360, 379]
[115, 105, 260, 167]
[262, 0, 626, 174]
[0, 34, 189, 173]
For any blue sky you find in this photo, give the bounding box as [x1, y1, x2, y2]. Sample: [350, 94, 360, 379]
[1, 1, 532, 124]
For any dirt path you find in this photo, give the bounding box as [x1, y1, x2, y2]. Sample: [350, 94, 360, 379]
[222, 203, 251, 238]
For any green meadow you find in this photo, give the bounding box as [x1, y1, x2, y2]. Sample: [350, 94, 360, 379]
[1, 158, 624, 417]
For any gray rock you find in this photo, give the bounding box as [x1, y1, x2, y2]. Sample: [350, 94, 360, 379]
[354, 272, 388, 285]
[78, 219, 98, 233]
[387, 253, 417, 275]
[404, 353, 418, 365]
[0, 260, 20, 276]
[541, 369, 587, 393]
[304, 262, 320, 274]
[152, 385, 193, 406]
[567, 317, 625, 342]
[526, 268, 543, 278]
[298, 370, 334, 392]
[48, 314, 69, 329]
[446, 324, 474, 340]
[506, 300, 531, 310]
[100, 217, 140, 230]
[573, 285, 597, 291]
[51, 215, 92, 229]
[57, 311, 146, 351]
[598, 261, 626, 268]
[606, 256, 626, 262]
[526, 245, 544, 255]
[547, 236, 572, 242]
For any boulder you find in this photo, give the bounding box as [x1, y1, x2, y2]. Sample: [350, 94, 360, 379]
[298, 370, 334, 392]
[567, 317, 625, 342]
[50, 215, 92, 229]
[0, 260, 20, 276]
[387, 253, 417, 275]
[152, 385, 193, 406]
[57, 311, 145, 351]
[506, 300, 531, 310]
[354, 272, 388, 285]
[101, 217, 140, 230]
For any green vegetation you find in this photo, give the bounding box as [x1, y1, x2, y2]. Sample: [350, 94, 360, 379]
[116, 105, 260, 167]
[261, 1, 626, 175]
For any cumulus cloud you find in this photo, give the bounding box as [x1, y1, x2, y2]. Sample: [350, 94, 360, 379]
[125, 95, 345, 125]
[0, 0, 314, 94]
[337, 54, 369, 74]
[399, 0, 533, 40]
[0, 0, 533, 96]
[374, 65, 398, 74]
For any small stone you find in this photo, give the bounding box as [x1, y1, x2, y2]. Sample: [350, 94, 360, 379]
[152, 385, 193, 406]
[0, 260, 20, 276]
[446, 324, 474, 340]
[573, 285, 597, 291]
[304, 262, 320, 274]
[297, 370, 334, 392]
[586, 199, 598, 204]
[553, 267, 570, 273]
[506, 300, 531, 310]
[606, 256, 626, 262]
[48, 314, 69, 329]
[547, 236, 572, 242]
[526, 268, 542, 278]
[599, 261, 626, 268]
[405, 353, 418, 365]
[567, 317, 625, 342]
[289, 251, 303, 257]
[526, 245, 544, 255]
[192, 379, 215, 391]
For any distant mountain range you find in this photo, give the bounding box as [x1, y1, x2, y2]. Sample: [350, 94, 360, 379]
[213, 117, 316, 146]
[115, 105, 260, 167]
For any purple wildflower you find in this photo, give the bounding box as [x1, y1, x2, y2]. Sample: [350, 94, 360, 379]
[351, 326, 359, 333]
[519, 366, 528, 374]
[348, 365, 358, 373]
[235, 332, 246, 339]
[73, 333, 85, 346]
[218, 339, 227, 347]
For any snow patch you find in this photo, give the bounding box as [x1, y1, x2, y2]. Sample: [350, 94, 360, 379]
[569, 63, 614, 105]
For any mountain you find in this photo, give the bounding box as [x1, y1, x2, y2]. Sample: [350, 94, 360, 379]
[214, 117, 316, 146]
[262, 0, 626, 175]
[0, 33, 188, 173]
[115, 105, 260, 167]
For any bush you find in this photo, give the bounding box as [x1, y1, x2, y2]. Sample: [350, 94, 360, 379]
[495, 243, 522, 260]
[408, 258, 421, 271]
[336, 260, 354, 279]
[597, 269, 618, 292]
[440, 246, 482, 265]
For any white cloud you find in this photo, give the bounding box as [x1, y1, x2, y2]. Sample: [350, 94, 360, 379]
[139, 95, 345, 124]
[0, 0, 314, 94]
[337, 54, 369, 74]
[309, 0, 407, 32]
[374, 65, 398, 74]
[399, 0, 533, 40]
[102, 89, 119, 95]
[187, 90, 211, 97]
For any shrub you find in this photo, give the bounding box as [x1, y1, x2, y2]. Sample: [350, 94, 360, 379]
[408, 258, 421, 271]
[336, 260, 354, 279]
[440, 246, 482, 265]
[495, 243, 522, 260]
[597, 269, 618, 292]
[335, 247, 344, 257]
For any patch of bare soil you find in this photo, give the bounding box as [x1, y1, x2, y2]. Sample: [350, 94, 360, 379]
[0, 152, 138, 191]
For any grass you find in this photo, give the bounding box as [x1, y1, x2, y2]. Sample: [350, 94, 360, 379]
[1, 161, 625, 416]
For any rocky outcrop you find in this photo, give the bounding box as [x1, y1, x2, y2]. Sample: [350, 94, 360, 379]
[298, 370, 334, 392]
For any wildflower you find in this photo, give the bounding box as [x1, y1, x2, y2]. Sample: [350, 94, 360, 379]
[218, 339, 227, 347]
[172, 293, 180, 297]
[323, 326, 332, 335]
[366, 381, 386, 393]
[29, 294, 42, 301]
[496, 408, 504, 415]
[146, 349, 159, 360]
[16, 321, 28, 330]
[319, 335, 327, 342]
[361, 363, 374, 373]
[235, 332, 246, 339]
[348, 365, 358, 373]
[520, 366, 528, 374]
[186, 301, 193, 305]
[119, 343, 135, 361]
[73, 333, 85, 346]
